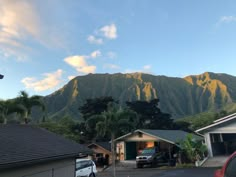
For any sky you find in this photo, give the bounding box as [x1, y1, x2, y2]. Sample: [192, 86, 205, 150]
[1, 0, 236, 99]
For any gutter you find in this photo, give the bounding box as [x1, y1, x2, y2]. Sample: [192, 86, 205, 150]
[0, 151, 92, 171]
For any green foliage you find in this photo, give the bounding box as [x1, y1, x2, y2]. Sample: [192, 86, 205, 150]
[39, 116, 82, 143]
[79, 96, 116, 120]
[178, 134, 207, 163]
[84, 102, 138, 141]
[0, 99, 25, 124]
[178, 109, 232, 131]
[126, 99, 174, 129]
[16, 90, 45, 123]
[94, 106, 136, 138]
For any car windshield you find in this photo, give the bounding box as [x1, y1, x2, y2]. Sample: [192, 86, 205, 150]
[141, 148, 155, 155]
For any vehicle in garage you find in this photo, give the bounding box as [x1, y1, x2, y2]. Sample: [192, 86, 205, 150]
[136, 147, 169, 168]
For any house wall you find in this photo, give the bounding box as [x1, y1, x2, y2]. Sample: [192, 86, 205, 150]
[208, 121, 236, 133]
[202, 121, 236, 157]
[125, 133, 157, 142]
[89, 146, 112, 165]
[117, 141, 125, 161]
[0, 158, 76, 177]
[116, 132, 176, 160]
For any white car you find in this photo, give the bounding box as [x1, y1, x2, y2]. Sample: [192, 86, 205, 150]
[76, 159, 97, 177]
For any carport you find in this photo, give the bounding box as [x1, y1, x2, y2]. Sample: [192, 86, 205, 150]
[115, 129, 203, 160]
[196, 113, 236, 157]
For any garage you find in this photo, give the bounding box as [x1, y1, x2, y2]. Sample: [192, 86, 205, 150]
[115, 129, 203, 161]
[196, 113, 236, 157]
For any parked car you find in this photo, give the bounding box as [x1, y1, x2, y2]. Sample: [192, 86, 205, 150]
[76, 159, 97, 177]
[136, 147, 168, 168]
[214, 151, 236, 177]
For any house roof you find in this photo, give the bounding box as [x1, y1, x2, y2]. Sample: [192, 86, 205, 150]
[115, 129, 203, 145]
[0, 124, 92, 169]
[196, 113, 236, 133]
[88, 142, 111, 152]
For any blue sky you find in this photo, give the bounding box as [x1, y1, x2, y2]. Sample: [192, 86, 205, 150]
[1, 0, 236, 99]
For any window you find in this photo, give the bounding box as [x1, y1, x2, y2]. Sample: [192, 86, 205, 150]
[225, 157, 236, 177]
[76, 160, 93, 170]
[138, 132, 143, 138]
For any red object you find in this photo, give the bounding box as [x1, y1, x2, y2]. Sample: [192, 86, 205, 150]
[214, 151, 236, 177]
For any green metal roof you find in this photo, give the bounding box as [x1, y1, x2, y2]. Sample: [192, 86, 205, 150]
[115, 129, 203, 145]
[139, 129, 203, 144]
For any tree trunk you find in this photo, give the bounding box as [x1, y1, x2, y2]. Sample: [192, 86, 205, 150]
[3, 118, 7, 124]
[111, 133, 116, 177]
[24, 111, 28, 124]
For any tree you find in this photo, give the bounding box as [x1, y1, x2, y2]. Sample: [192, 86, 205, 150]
[16, 91, 45, 124]
[79, 96, 118, 141]
[79, 96, 116, 120]
[0, 99, 25, 124]
[87, 104, 136, 177]
[39, 116, 82, 143]
[178, 134, 207, 163]
[126, 99, 174, 129]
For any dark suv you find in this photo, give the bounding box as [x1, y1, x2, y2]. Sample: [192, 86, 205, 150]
[136, 147, 168, 168]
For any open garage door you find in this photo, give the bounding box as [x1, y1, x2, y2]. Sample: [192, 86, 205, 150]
[211, 133, 236, 156]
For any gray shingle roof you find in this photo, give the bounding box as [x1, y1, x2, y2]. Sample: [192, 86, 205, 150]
[139, 129, 203, 144]
[0, 125, 92, 169]
[88, 142, 111, 152]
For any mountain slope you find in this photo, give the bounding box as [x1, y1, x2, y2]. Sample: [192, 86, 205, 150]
[35, 72, 236, 120]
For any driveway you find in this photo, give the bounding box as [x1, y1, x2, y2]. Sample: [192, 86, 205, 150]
[98, 167, 218, 177]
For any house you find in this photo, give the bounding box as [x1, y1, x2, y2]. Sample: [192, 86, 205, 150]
[87, 142, 112, 166]
[196, 113, 236, 157]
[115, 129, 203, 160]
[0, 124, 92, 177]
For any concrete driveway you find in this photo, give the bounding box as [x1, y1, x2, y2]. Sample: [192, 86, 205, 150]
[202, 156, 228, 167]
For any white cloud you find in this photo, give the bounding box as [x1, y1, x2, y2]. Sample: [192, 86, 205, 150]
[21, 69, 63, 91]
[0, 0, 69, 60]
[0, 0, 41, 60]
[87, 35, 103, 45]
[104, 64, 120, 70]
[143, 65, 152, 70]
[90, 50, 101, 58]
[100, 24, 117, 39]
[64, 55, 96, 74]
[68, 75, 76, 80]
[123, 65, 152, 74]
[217, 16, 236, 26]
[219, 16, 236, 23]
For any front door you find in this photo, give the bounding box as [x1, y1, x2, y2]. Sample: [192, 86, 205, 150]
[126, 142, 137, 160]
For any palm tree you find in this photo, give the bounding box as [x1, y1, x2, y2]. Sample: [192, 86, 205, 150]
[87, 105, 136, 177]
[0, 99, 25, 124]
[16, 91, 45, 124]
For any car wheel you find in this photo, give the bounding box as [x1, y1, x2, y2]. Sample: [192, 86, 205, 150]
[89, 173, 95, 177]
[136, 164, 143, 168]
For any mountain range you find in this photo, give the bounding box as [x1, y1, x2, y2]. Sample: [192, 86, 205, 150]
[35, 72, 236, 121]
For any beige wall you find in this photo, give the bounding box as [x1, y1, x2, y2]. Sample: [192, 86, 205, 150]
[125, 133, 157, 141]
[116, 142, 125, 160]
[0, 158, 76, 177]
[90, 146, 112, 165]
[116, 132, 176, 160]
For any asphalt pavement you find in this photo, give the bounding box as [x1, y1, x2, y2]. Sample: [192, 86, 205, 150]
[97, 167, 218, 177]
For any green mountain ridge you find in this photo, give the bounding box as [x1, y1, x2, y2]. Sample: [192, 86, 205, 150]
[34, 72, 236, 121]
